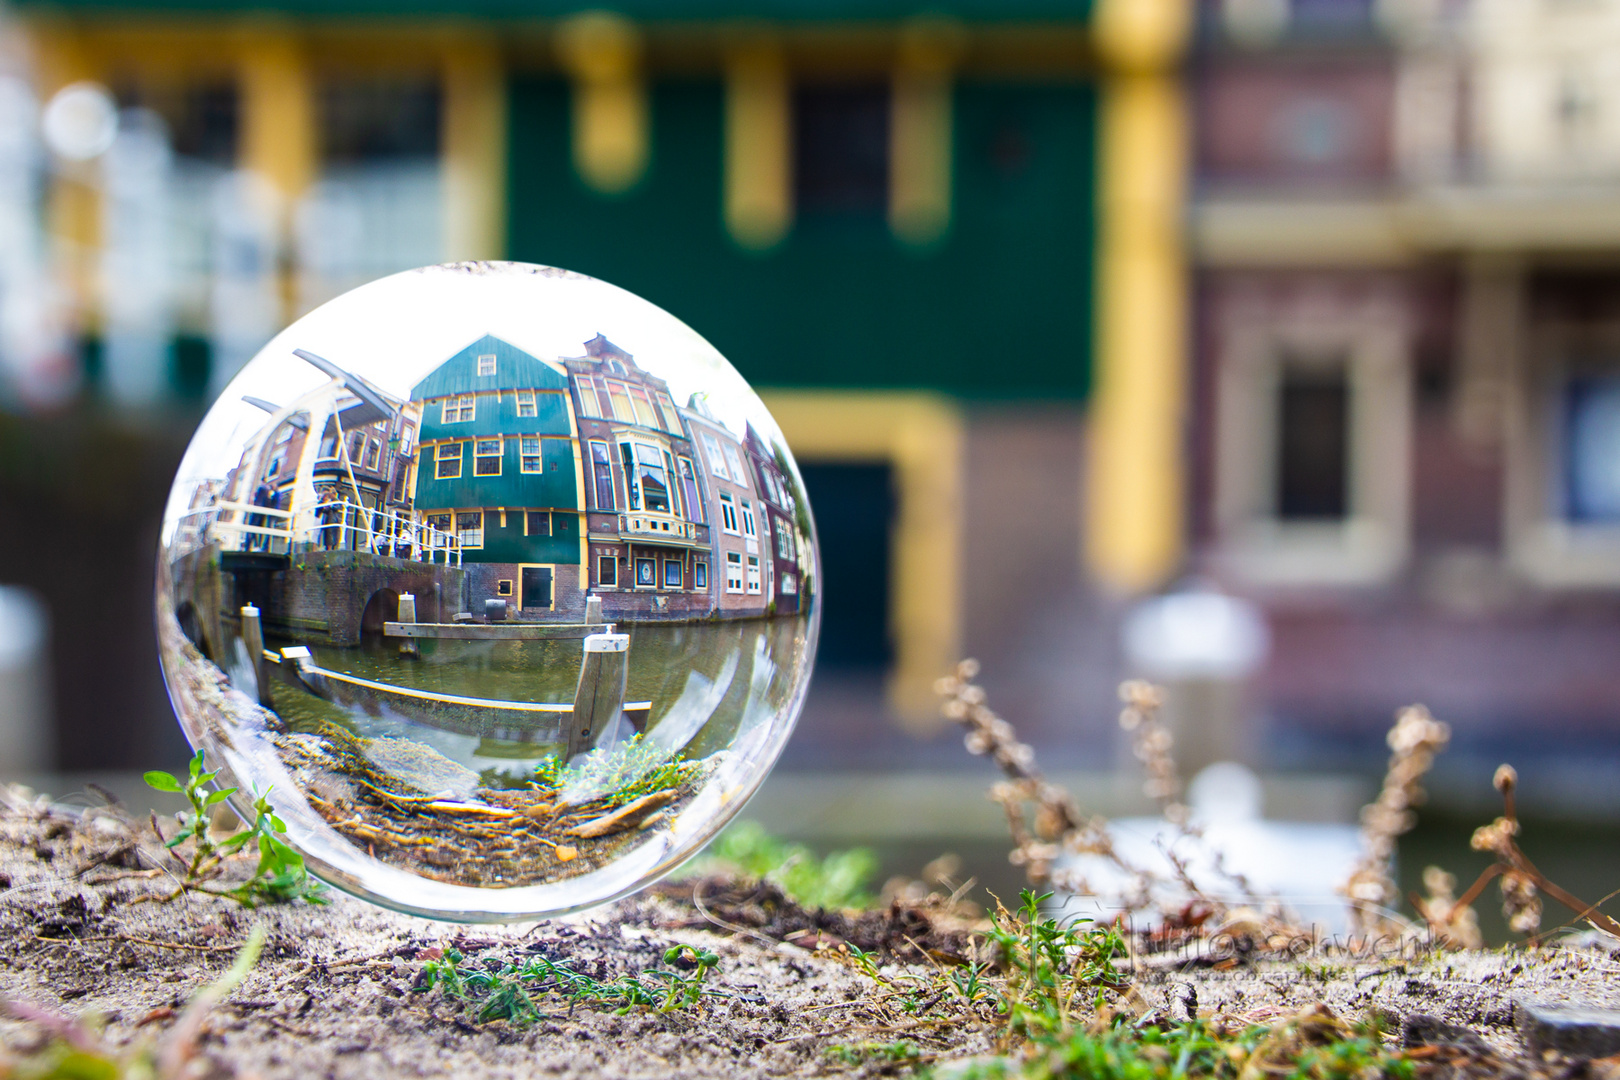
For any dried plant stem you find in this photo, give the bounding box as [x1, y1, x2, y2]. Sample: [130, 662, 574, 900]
[1342, 705, 1450, 938]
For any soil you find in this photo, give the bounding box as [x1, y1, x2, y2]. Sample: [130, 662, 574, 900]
[5, 785, 1620, 1080]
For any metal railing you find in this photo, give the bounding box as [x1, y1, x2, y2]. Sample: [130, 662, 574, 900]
[184, 499, 462, 565]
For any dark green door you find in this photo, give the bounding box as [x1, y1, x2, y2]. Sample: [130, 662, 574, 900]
[521, 566, 553, 611]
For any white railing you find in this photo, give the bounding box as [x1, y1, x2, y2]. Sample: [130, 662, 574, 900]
[186, 499, 462, 565]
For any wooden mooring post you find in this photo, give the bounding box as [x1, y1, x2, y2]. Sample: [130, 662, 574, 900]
[240, 605, 273, 707]
[584, 595, 603, 626]
[397, 593, 419, 657]
[566, 632, 629, 759]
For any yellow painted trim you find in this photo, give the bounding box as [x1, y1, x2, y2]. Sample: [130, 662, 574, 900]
[760, 390, 962, 727]
[237, 28, 313, 326]
[443, 38, 507, 261]
[30, 26, 101, 325]
[1086, 0, 1190, 594]
[889, 17, 963, 248]
[556, 12, 648, 195]
[723, 38, 792, 251]
[517, 563, 558, 611]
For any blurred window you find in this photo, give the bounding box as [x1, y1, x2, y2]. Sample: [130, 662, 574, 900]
[658, 394, 682, 433]
[630, 388, 658, 427]
[517, 390, 538, 417]
[474, 438, 502, 476]
[457, 510, 483, 548]
[740, 501, 758, 539]
[608, 383, 634, 423]
[598, 553, 618, 587]
[435, 442, 462, 479]
[477, 353, 496, 377]
[520, 437, 542, 473]
[726, 552, 745, 593]
[572, 380, 597, 417]
[719, 492, 739, 534]
[527, 511, 551, 536]
[348, 432, 365, 462]
[678, 457, 703, 524]
[365, 439, 381, 470]
[319, 78, 440, 164]
[746, 555, 762, 593]
[794, 85, 891, 217]
[589, 441, 616, 510]
[636, 558, 657, 587]
[664, 559, 682, 588]
[1563, 375, 1620, 522]
[702, 434, 729, 479]
[1276, 364, 1350, 520]
[694, 561, 708, 589]
[724, 445, 748, 487]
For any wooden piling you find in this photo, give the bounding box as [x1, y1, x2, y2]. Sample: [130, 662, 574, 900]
[567, 632, 629, 759]
[398, 593, 419, 656]
[584, 595, 603, 625]
[240, 605, 273, 707]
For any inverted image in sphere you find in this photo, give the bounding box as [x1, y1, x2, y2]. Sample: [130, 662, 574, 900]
[157, 261, 818, 921]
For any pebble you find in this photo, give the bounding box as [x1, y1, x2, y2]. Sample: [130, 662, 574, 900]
[1517, 999, 1620, 1058]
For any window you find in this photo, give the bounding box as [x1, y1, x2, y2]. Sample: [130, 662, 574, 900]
[520, 437, 542, 473]
[719, 492, 739, 533]
[635, 557, 657, 587]
[795, 84, 891, 217]
[746, 555, 762, 594]
[598, 553, 617, 586]
[267, 455, 284, 477]
[1563, 375, 1620, 522]
[573, 379, 597, 418]
[664, 559, 682, 588]
[516, 390, 537, 418]
[474, 438, 502, 476]
[663, 450, 683, 518]
[526, 511, 550, 536]
[593, 380, 613, 418]
[442, 394, 475, 423]
[496, 579, 513, 596]
[702, 434, 729, 479]
[435, 442, 462, 479]
[621, 442, 670, 513]
[348, 432, 365, 463]
[776, 519, 795, 559]
[630, 388, 658, 428]
[608, 383, 634, 423]
[740, 501, 758, 540]
[477, 353, 496, 377]
[457, 511, 483, 548]
[724, 446, 748, 488]
[694, 561, 708, 589]
[365, 438, 381, 470]
[425, 512, 452, 541]
[659, 394, 682, 434]
[398, 428, 413, 456]
[782, 573, 797, 594]
[1276, 366, 1349, 520]
[318, 433, 338, 459]
[678, 457, 703, 523]
[590, 441, 616, 510]
[725, 551, 744, 593]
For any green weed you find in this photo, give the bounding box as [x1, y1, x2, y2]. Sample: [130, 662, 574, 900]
[701, 820, 878, 910]
[828, 1039, 924, 1067]
[984, 890, 1127, 1041]
[533, 734, 702, 807]
[414, 941, 724, 1024]
[144, 749, 327, 907]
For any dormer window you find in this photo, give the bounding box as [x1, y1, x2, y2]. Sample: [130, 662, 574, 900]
[477, 354, 496, 377]
[442, 394, 475, 423]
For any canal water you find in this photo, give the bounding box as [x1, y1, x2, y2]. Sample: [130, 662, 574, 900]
[267, 615, 813, 788]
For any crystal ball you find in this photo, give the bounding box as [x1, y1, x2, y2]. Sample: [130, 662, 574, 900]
[156, 262, 818, 921]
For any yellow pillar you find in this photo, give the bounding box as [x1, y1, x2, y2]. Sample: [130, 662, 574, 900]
[31, 25, 102, 327]
[555, 12, 648, 196]
[443, 39, 507, 261]
[889, 17, 963, 248]
[723, 38, 792, 251]
[1085, 0, 1191, 593]
[237, 28, 314, 323]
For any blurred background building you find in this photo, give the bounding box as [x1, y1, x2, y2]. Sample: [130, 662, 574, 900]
[1, 0, 1619, 896]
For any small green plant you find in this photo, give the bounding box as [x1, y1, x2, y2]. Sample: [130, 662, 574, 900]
[701, 820, 878, 910]
[827, 1039, 923, 1067]
[415, 942, 724, 1024]
[984, 890, 1127, 1042]
[144, 749, 327, 907]
[534, 734, 702, 807]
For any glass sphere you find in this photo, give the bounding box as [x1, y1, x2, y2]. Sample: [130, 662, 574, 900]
[157, 262, 818, 921]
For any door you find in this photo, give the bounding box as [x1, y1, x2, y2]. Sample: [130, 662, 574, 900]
[520, 565, 553, 611]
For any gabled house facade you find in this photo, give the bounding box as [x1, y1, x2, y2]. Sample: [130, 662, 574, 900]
[682, 396, 765, 617]
[744, 422, 805, 616]
[410, 334, 585, 616]
[563, 335, 713, 620]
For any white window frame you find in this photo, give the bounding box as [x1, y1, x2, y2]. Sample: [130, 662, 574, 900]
[745, 555, 762, 594]
[702, 433, 729, 479]
[719, 492, 739, 534]
[519, 437, 542, 474]
[724, 445, 749, 488]
[1506, 326, 1620, 585]
[1214, 296, 1412, 585]
[516, 390, 538, 418]
[725, 551, 745, 593]
[474, 438, 502, 476]
[740, 502, 757, 540]
[435, 442, 463, 480]
[442, 394, 476, 423]
[477, 353, 497, 377]
[694, 560, 708, 590]
[457, 510, 484, 549]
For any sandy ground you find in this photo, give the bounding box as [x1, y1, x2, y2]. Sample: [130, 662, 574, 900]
[4, 785, 1620, 1079]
